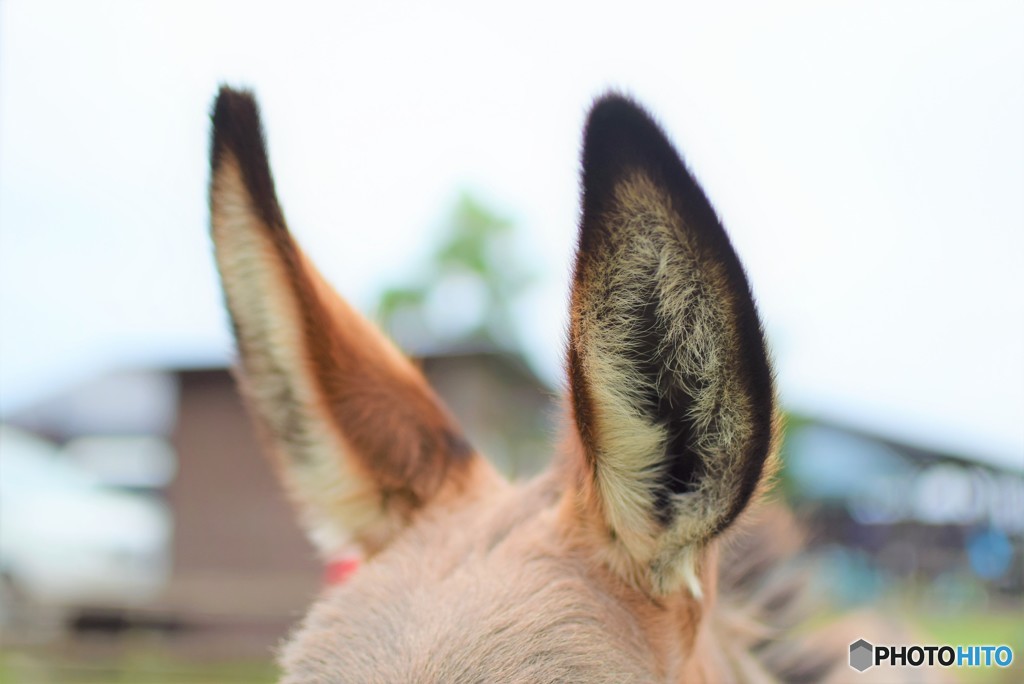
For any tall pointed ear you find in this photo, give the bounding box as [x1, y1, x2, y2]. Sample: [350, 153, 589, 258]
[567, 94, 779, 595]
[208, 87, 497, 558]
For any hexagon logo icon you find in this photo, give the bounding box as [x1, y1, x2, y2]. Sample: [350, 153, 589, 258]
[849, 639, 874, 672]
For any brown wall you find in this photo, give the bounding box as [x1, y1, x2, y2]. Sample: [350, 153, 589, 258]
[163, 369, 320, 621]
[159, 356, 552, 629]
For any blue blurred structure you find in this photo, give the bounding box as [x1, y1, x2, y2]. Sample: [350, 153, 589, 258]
[783, 419, 1023, 607]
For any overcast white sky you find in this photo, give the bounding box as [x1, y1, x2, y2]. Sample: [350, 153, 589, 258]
[1, 1, 1021, 469]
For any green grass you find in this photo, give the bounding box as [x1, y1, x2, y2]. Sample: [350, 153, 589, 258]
[909, 610, 1024, 684]
[914, 611, 1023, 651]
[0, 652, 277, 684]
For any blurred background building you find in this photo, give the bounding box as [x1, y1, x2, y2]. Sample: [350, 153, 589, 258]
[3, 356, 1022, 679]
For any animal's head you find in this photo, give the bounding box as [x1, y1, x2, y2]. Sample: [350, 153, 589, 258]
[209, 87, 778, 682]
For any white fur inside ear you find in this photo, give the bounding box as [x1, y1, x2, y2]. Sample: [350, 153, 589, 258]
[587, 343, 666, 563]
[575, 173, 760, 595]
[673, 545, 704, 600]
[212, 154, 391, 558]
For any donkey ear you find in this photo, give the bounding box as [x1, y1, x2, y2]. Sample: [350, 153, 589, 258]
[208, 87, 496, 558]
[567, 94, 778, 595]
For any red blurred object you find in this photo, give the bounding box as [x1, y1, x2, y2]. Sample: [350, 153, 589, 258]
[324, 555, 361, 586]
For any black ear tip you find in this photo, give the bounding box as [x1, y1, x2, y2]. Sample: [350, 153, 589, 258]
[212, 85, 258, 124]
[208, 85, 284, 229]
[586, 92, 658, 134]
[581, 92, 689, 222]
[583, 93, 672, 163]
[210, 85, 265, 167]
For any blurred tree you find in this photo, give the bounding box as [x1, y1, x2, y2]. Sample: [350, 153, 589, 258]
[376, 193, 549, 478]
[377, 192, 532, 353]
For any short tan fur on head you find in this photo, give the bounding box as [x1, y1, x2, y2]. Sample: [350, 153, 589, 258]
[209, 87, 847, 682]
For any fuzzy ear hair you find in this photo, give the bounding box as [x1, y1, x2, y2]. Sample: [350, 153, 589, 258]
[208, 87, 495, 558]
[567, 94, 778, 595]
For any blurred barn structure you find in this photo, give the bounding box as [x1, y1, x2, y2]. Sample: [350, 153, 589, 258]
[2, 354, 1021, 657]
[2, 351, 556, 656]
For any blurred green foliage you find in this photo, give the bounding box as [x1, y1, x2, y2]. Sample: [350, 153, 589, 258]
[377, 192, 532, 351]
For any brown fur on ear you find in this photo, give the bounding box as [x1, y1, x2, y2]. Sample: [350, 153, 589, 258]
[209, 86, 498, 557]
[567, 93, 778, 595]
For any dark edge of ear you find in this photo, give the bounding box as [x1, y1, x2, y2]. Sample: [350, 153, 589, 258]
[208, 87, 479, 514]
[210, 85, 287, 232]
[574, 92, 775, 536]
